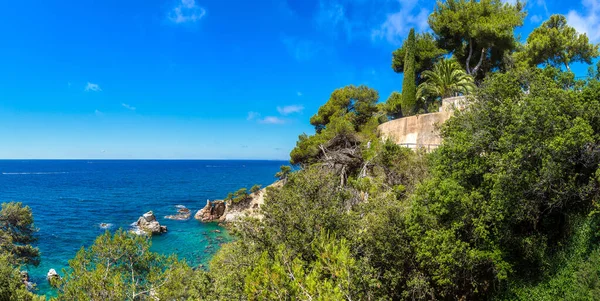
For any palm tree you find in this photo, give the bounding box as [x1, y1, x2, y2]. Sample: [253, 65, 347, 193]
[417, 58, 476, 100]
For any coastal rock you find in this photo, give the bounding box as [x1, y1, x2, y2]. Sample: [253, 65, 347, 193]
[221, 181, 283, 222]
[99, 223, 113, 229]
[165, 205, 191, 220]
[195, 200, 226, 222]
[47, 269, 60, 286]
[20, 270, 33, 290]
[135, 211, 167, 235]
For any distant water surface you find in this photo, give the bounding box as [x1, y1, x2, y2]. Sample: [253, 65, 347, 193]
[0, 160, 285, 296]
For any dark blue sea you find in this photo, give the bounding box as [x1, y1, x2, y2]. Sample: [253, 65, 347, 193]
[0, 160, 286, 296]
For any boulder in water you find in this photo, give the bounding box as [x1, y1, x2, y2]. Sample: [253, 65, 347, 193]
[135, 211, 167, 235]
[165, 206, 192, 220]
[99, 223, 112, 229]
[47, 269, 60, 287]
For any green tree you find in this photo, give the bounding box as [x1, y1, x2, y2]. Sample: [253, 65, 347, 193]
[392, 32, 446, 82]
[244, 232, 360, 300]
[407, 68, 600, 298]
[416, 58, 476, 100]
[309, 85, 379, 133]
[56, 230, 201, 300]
[401, 28, 417, 116]
[291, 85, 380, 165]
[274, 165, 292, 182]
[0, 202, 40, 266]
[384, 91, 403, 119]
[522, 14, 599, 71]
[250, 184, 262, 194]
[429, 0, 525, 76]
[0, 255, 44, 301]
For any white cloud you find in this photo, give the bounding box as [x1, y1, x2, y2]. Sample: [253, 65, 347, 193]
[277, 105, 304, 115]
[247, 111, 260, 121]
[85, 82, 101, 92]
[168, 0, 206, 24]
[122, 103, 136, 111]
[259, 116, 286, 124]
[567, 0, 600, 42]
[95, 110, 103, 116]
[371, 0, 430, 45]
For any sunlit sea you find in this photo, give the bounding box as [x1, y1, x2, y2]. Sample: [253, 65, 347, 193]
[0, 160, 285, 296]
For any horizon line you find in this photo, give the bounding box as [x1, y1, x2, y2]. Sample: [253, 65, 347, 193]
[0, 158, 290, 161]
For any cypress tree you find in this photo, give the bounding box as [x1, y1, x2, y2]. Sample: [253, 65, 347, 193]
[401, 28, 417, 116]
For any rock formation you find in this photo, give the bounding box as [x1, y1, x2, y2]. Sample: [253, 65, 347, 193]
[194, 200, 226, 222]
[135, 211, 167, 235]
[47, 269, 60, 286]
[165, 205, 191, 220]
[222, 181, 283, 222]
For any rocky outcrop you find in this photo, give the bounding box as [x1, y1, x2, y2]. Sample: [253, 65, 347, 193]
[135, 211, 167, 235]
[21, 271, 33, 291]
[47, 269, 60, 286]
[194, 200, 226, 222]
[221, 181, 283, 222]
[165, 205, 191, 220]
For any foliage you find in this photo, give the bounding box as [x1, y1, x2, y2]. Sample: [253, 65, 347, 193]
[309, 85, 379, 133]
[429, 0, 525, 77]
[406, 67, 600, 298]
[250, 184, 261, 194]
[392, 32, 446, 82]
[244, 231, 360, 301]
[501, 216, 600, 300]
[0, 255, 45, 301]
[401, 28, 417, 116]
[274, 165, 292, 182]
[225, 188, 251, 204]
[521, 14, 599, 71]
[417, 58, 476, 100]
[207, 241, 259, 300]
[259, 168, 352, 261]
[291, 85, 381, 165]
[384, 91, 403, 119]
[0, 202, 40, 266]
[55, 230, 202, 301]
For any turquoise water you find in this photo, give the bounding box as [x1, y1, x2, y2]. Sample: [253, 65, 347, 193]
[0, 160, 285, 296]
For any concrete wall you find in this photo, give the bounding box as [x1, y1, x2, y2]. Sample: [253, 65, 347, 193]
[378, 111, 452, 149]
[378, 96, 466, 150]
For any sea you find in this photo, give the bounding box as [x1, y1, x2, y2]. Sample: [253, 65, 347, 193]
[0, 159, 286, 296]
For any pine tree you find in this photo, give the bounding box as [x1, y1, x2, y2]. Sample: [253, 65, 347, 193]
[401, 28, 417, 116]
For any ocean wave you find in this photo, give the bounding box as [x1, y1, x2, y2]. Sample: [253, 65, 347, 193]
[2, 172, 70, 175]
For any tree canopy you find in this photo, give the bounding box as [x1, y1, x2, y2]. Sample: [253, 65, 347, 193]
[417, 58, 476, 100]
[56, 230, 206, 300]
[521, 14, 599, 71]
[0, 202, 39, 266]
[429, 0, 526, 77]
[392, 32, 446, 80]
[309, 85, 379, 133]
[401, 28, 418, 117]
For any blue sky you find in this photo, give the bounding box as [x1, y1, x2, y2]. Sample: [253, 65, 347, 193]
[0, 0, 598, 159]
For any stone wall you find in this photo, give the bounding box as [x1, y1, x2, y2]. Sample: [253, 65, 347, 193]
[377, 96, 466, 151]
